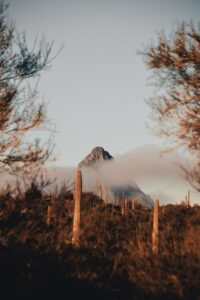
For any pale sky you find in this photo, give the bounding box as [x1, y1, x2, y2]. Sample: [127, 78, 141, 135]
[3, 0, 199, 203]
[8, 0, 200, 166]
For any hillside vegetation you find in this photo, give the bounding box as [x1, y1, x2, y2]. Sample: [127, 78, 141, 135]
[0, 184, 200, 300]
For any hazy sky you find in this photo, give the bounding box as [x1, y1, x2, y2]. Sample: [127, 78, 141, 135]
[1, 0, 198, 203]
[8, 0, 200, 166]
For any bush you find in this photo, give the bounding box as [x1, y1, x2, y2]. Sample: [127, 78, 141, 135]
[0, 187, 200, 299]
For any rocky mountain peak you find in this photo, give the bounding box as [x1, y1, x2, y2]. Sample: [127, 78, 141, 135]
[78, 146, 113, 168]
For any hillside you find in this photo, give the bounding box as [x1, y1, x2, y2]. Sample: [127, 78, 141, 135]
[0, 185, 199, 300]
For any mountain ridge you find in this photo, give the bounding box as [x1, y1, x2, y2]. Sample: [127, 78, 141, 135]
[78, 146, 113, 168]
[78, 146, 153, 206]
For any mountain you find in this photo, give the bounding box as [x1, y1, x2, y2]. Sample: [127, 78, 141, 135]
[111, 184, 152, 206]
[0, 146, 152, 206]
[79, 146, 153, 207]
[79, 146, 113, 168]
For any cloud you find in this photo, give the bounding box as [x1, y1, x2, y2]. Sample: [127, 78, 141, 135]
[79, 145, 198, 204]
[0, 144, 198, 204]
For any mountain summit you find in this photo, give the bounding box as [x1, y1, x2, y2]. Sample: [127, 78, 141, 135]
[78, 146, 153, 206]
[79, 146, 113, 168]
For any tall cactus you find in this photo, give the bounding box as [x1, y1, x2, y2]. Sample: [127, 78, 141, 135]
[116, 192, 120, 206]
[187, 190, 190, 207]
[46, 205, 51, 225]
[99, 185, 103, 200]
[72, 168, 82, 247]
[122, 193, 125, 215]
[152, 199, 159, 255]
[131, 197, 135, 210]
[125, 196, 128, 210]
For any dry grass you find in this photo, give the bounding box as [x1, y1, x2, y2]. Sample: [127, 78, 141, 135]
[0, 186, 200, 299]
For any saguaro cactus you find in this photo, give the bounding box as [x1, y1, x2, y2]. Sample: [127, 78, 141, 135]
[122, 193, 125, 215]
[46, 205, 51, 225]
[187, 190, 190, 207]
[103, 186, 107, 204]
[72, 168, 82, 247]
[131, 197, 135, 210]
[152, 199, 159, 255]
[99, 185, 103, 200]
[115, 192, 119, 206]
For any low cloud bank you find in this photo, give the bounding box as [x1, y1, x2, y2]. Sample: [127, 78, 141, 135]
[97, 145, 197, 204]
[0, 145, 199, 204]
[50, 145, 198, 204]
